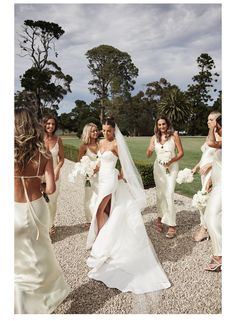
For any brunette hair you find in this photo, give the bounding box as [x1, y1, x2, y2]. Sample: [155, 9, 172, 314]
[102, 116, 116, 128]
[14, 106, 49, 172]
[43, 114, 58, 135]
[81, 123, 98, 144]
[154, 116, 174, 142]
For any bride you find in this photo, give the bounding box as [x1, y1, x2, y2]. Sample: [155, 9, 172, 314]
[86, 117, 171, 294]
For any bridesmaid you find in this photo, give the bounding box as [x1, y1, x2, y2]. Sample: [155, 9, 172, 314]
[146, 116, 184, 238]
[191, 111, 221, 241]
[14, 107, 70, 313]
[204, 114, 222, 272]
[43, 115, 64, 235]
[78, 123, 99, 224]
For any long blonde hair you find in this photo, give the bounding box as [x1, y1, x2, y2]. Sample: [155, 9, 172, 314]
[81, 123, 98, 144]
[14, 107, 49, 172]
[209, 110, 221, 119]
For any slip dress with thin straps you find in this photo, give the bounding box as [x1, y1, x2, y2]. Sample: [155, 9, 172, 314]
[14, 152, 70, 313]
[14, 153, 44, 240]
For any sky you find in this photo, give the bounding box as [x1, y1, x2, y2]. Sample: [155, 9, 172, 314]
[14, 2, 222, 114]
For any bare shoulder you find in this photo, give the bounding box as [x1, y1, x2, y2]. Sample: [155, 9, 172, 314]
[172, 131, 180, 140]
[148, 135, 156, 145]
[58, 137, 64, 147]
[173, 131, 179, 137]
[79, 143, 87, 152]
[113, 139, 118, 148]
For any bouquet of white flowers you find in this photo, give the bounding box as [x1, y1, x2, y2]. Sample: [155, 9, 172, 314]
[68, 155, 98, 186]
[176, 168, 194, 184]
[192, 190, 210, 211]
[158, 152, 171, 174]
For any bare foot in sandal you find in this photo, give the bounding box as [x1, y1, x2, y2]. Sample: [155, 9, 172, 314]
[49, 224, 56, 237]
[157, 217, 163, 233]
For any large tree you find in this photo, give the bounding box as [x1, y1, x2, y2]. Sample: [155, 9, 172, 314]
[145, 78, 174, 101]
[158, 87, 192, 130]
[70, 100, 100, 137]
[187, 53, 220, 135]
[212, 90, 222, 113]
[17, 20, 72, 119]
[86, 44, 139, 123]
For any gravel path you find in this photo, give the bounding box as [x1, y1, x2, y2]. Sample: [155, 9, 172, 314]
[52, 159, 221, 314]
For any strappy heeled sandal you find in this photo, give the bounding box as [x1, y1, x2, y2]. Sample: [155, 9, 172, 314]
[193, 226, 209, 242]
[49, 224, 56, 237]
[205, 256, 222, 272]
[166, 228, 176, 239]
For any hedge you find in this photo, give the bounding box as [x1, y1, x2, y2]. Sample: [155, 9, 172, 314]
[64, 144, 78, 162]
[64, 144, 155, 189]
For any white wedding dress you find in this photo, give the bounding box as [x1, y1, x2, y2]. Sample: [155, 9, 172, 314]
[86, 150, 171, 294]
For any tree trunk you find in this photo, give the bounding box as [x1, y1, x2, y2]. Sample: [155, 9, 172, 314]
[100, 98, 105, 124]
[36, 89, 42, 121]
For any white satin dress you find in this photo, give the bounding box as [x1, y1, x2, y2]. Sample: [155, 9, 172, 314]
[84, 148, 98, 223]
[153, 137, 178, 226]
[48, 138, 60, 226]
[204, 149, 222, 256]
[14, 155, 70, 313]
[197, 142, 216, 227]
[86, 150, 171, 294]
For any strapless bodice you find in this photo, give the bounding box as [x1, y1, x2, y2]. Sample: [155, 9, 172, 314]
[98, 150, 118, 171]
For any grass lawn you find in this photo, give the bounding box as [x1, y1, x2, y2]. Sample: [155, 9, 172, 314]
[61, 135, 206, 198]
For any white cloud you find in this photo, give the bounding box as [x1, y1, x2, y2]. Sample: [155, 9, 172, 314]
[14, 3, 222, 113]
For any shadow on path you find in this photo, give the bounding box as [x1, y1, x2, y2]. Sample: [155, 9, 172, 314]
[64, 280, 120, 314]
[145, 210, 200, 263]
[51, 223, 90, 243]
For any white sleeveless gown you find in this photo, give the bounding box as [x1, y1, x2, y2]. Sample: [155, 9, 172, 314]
[86, 150, 171, 294]
[153, 137, 178, 226]
[48, 140, 60, 226]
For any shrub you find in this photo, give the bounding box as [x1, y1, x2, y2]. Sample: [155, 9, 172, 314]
[135, 161, 155, 189]
[64, 144, 78, 162]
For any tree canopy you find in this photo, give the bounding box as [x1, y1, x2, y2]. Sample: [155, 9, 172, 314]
[86, 44, 139, 122]
[16, 20, 72, 119]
